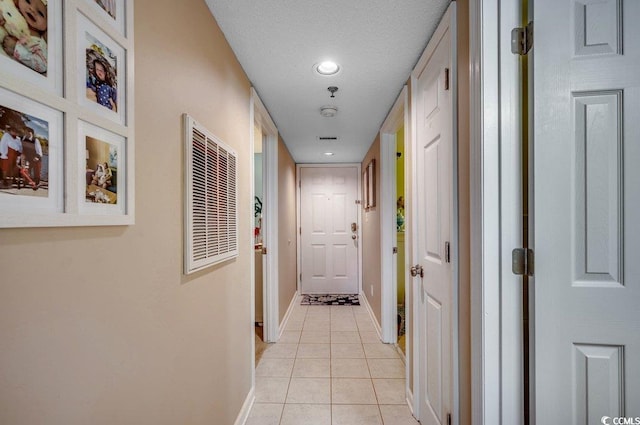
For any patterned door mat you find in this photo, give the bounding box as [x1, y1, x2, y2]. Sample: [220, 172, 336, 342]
[301, 294, 360, 306]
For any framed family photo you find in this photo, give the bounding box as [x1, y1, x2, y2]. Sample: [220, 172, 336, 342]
[78, 120, 126, 216]
[77, 13, 126, 125]
[0, 0, 63, 95]
[0, 86, 63, 215]
[86, 0, 126, 35]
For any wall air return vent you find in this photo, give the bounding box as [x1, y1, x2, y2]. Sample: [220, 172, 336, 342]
[184, 114, 238, 274]
[317, 136, 339, 142]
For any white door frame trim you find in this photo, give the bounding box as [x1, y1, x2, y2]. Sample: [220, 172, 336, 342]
[251, 88, 280, 344]
[379, 86, 408, 345]
[296, 163, 363, 296]
[379, 85, 411, 408]
[410, 3, 459, 422]
[469, 0, 523, 423]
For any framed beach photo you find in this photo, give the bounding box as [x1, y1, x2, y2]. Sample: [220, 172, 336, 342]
[78, 120, 126, 216]
[77, 13, 126, 125]
[0, 86, 63, 215]
[0, 0, 63, 95]
[86, 0, 126, 35]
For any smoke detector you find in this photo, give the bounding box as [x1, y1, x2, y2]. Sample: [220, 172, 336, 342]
[320, 105, 338, 118]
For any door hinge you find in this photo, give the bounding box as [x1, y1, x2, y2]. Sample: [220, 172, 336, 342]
[299, 227, 302, 235]
[355, 200, 361, 205]
[512, 248, 534, 276]
[511, 21, 533, 55]
[445, 241, 451, 263]
[444, 68, 450, 91]
[447, 413, 452, 425]
[393, 247, 398, 254]
[299, 273, 302, 282]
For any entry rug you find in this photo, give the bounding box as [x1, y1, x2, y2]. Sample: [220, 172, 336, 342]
[301, 294, 360, 306]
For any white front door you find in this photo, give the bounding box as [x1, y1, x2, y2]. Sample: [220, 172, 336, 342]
[412, 6, 455, 424]
[534, 0, 640, 422]
[300, 166, 359, 294]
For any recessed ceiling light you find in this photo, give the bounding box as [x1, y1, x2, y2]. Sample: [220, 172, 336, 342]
[324, 152, 335, 156]
[315, 61, 340, 76]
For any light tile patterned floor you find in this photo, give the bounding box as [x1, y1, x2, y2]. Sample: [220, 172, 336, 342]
[247, 300, 419, 425]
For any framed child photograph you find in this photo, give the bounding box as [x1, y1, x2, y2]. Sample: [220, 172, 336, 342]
[78, 120, 126, 216]
[77, 13, 126, 125]
[86, 0, 126, 35]
[0, 0, 63, 95]
[0, 86, 63, 216]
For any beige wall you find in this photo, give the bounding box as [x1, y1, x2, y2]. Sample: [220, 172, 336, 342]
[278, 136, 298, 322]
[0, 1, 253, 424]
[361, 136, 382, 326]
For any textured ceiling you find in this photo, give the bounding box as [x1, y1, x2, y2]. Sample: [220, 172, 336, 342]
[205, 0, 451, 163]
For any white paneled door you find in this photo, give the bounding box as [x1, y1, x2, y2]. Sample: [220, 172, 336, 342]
[413, 6, 455, 425]
[534, 0, 640, 422]
[300, 166, 359, 294]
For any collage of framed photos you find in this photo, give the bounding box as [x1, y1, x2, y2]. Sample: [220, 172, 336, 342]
[0, 0, 134, 227]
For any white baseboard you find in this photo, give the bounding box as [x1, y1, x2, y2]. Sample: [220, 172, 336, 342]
[359, 292, 383, 341]
[278, 290, 299, 339]
[233, 386, 255, 425]
[406, 388, 415, 416]
[396, 343, 407, 364]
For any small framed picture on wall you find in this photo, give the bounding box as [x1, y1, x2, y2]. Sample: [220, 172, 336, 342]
[0, 86, 64, 216]
[77, 13, 126, 125]
[78, 120, 126, 216]
[0, 0, 63, 94]
[86, 0, 126, 35]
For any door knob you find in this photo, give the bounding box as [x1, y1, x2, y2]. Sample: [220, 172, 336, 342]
[410, 265, 424, 278]
[352, 234, 357, 240]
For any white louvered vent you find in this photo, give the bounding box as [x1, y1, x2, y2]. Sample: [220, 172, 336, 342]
[184, 114, 238, 274]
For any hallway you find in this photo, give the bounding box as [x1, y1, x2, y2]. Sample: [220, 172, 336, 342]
[247, 299, 418, 425]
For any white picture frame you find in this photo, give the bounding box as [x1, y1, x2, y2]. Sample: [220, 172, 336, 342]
[86, 0, 126, 35]
[0, 0, 135, 228]
[0, 0, 63, 95]
[0, 86, 64, 216]
[77, 12, 127, 125]
[78, 120, 126, 216]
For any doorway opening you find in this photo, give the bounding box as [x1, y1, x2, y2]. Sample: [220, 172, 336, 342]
[251, 88, 280, 380]
[395, 127, 407, 356]
[253, 123, 268, 363]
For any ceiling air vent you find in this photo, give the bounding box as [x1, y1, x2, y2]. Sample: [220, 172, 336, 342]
[317, 136, 339, 142]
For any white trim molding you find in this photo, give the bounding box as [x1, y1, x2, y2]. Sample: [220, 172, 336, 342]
[469, 0, 524, 424]
[233, 387, 255, 425]
[278, 291, 299, 339]
[359, 290, 383, 341]
[379, 86, 408, 345]
[251, 88, 280, 344]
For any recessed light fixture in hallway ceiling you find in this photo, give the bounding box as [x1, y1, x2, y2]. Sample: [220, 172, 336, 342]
[205, 0, 451, 163]
[315, 61, 341, 76]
